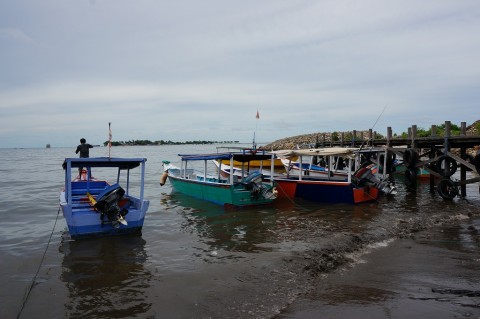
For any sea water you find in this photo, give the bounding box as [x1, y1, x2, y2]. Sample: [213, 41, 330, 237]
[1, 145, 479, 318]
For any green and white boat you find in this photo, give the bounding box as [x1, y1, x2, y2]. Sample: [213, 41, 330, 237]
[161, 151, 277, 207]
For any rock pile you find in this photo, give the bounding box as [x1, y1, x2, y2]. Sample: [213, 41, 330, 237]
[262, 121, 480, 151]
[261, 131, 370, 150]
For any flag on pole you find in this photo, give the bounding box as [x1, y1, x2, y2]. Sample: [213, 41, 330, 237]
[256, 110, 259, 119]
[108, 122, 112, 158]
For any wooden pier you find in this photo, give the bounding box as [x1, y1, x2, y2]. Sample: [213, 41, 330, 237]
[315, 121, 480, 200]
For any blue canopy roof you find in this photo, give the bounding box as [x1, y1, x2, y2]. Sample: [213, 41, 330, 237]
[63, 157, 147, 169]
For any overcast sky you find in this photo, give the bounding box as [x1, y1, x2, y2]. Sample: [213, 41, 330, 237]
[1, 0, 479, 148]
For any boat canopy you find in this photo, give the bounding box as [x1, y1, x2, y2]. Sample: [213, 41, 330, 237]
[356, 146, 388, 153]
[62, 157, 147, 170]
[178, 152, 273, 162]
[272, 148, 358, 159]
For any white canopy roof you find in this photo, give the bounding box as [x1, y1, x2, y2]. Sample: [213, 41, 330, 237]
[272, 147, 359, 159]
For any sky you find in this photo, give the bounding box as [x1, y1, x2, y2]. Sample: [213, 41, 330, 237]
[1, 0, 479, 148]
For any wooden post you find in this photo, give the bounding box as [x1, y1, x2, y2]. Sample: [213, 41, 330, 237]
[429, 126, 436, 193]
[368, 129, 373, 146]
[460, 146, 467, 197]
[461, 122, 466, 135]
[352, 130, 356, 147]
[444, 121, 451, 151]
[460, 122, 467, 197]
[411, 125, 417, 149]
[387, 127, 392, 148]
[341, 132, 344, 147]
[444, 121, 451, 178]
[322, 133, 326, 147]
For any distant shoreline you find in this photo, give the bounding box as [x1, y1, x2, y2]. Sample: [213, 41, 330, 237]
[103, 140, 241, 147]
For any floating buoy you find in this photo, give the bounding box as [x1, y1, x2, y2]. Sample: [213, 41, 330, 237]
[160, 172, 168, 186]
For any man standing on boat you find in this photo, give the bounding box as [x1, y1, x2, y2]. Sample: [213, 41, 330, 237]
[75, 138, 93, 177]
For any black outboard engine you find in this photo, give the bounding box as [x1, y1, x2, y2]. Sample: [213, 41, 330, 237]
[353, 163, 397, 195]
[94, 184, 128, 228]
[243, 171, 277, 200]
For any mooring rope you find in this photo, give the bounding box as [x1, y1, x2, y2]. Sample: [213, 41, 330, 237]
[274, 182, 297, 205]
[16, 206, 61, 319]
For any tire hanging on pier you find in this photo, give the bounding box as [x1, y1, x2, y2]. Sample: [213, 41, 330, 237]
[435, 156, 458, 177]
[404, 168, 417, 189]
[437, 179, 458, 200]
[475, 153, 480, 175]
[403, 149, 418, 169]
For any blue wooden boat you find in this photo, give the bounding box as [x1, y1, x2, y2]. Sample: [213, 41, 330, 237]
[161, 152, 277, 207]
[60, 157, 150, 240]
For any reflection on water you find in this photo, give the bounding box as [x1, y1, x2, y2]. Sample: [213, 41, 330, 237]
[59, 235, 152, 318]
[162, 192, 279, 254]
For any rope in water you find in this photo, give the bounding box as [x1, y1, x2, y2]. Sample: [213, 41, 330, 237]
[16, 206, 61, 319]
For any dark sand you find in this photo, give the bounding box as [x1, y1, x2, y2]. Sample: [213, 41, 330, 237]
[277, 221, 480, 319]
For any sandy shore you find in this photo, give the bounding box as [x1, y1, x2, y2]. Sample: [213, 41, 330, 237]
[276, 220, 480, 319]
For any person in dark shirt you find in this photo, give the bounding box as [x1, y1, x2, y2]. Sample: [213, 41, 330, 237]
[76, 138, 93, 158]
[75, 138, 93, 177]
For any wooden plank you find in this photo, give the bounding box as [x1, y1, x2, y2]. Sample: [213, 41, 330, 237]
[447, 152, 477, 172]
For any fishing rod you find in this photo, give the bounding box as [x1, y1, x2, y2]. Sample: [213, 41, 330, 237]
[358, 105, 388, 152]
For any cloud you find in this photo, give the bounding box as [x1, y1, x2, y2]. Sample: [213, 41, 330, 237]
[0, 0, 479, 148]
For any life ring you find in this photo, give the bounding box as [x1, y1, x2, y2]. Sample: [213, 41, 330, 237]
[404, 168, 417, 189]
[403, 149, 418, 169]
[437, 179, 458, 200]
[435, 156, 457, 177]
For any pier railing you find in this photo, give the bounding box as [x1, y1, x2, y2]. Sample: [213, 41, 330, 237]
[314, 121, 480, 200]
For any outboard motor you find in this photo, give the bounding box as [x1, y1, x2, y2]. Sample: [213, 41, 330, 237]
[94, 184, 128, 227]
[354, 164, 397, 195]
[244, 171, 277, 200]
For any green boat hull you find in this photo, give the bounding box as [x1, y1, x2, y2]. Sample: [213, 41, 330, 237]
[168, 175, 274, 207]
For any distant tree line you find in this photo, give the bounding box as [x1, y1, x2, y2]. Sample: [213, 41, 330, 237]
[327, 123, 467, 141]
[103, 140, 240, 146]
[394, 123, 463, 138]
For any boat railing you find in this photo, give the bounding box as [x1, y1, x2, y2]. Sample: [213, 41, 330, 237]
[195, 174, 230, 184]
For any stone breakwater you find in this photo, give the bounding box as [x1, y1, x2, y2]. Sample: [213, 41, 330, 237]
[261, 121, 480, 152]
[261, 132, 346, 151]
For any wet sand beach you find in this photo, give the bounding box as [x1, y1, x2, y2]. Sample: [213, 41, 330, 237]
[278, 220, 480, 319]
